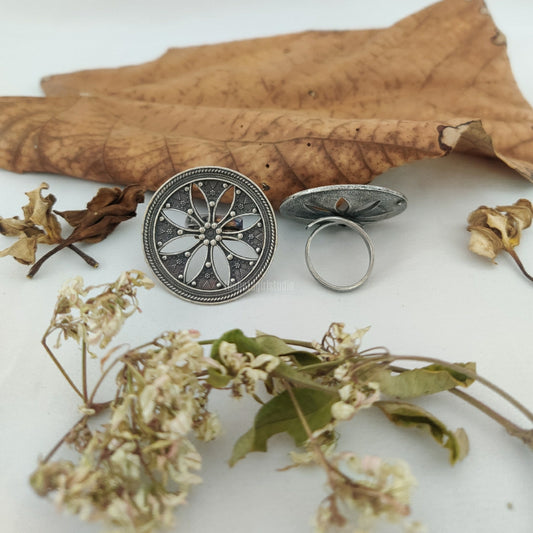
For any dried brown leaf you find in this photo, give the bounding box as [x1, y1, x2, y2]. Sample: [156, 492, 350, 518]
[1, 0, 533, 207]
[0, 235, 38, 264]
[22, 183, 62, 244]
[0, 216, 42, 238]
[0, 182, 62, 244]
[0, 182, 63, 264]
[56, 184, 145, 244]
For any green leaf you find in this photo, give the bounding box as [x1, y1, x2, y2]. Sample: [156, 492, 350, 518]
[375, 400, 469, 464]
[206, 367, 232, 388]
[289, 352, 323, 367]
[255, 334, 322, 367]
[255, 334, 295, 356]
[274, 362, 337, 393]
[376, 363, 476, 399]
[210, 329, 262, 361]
[229, 388, 336, 466]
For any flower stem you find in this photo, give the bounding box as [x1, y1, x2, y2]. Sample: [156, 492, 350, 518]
[42, 334, 84, 400]
[81, 339, 88, 402]
[42, 415, 87, 464]
[449, 388, 533, 448]
[198, 339, 216, 346]
[88, 357, 122, 406]
[27, 243, 68, 278]
[27, 241, 98, 278]
[507, 248, 533, 282]
[68, 244, 99, 268]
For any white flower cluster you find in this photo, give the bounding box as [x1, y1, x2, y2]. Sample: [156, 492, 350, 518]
[331, 381, 380, 422]
[323, 323, 370, 360]
[130, 329, 222, 443]
[32, 329, 220, 531]
[314, 452, 419, 533]
[217, 340, 280, 397]
[324, 325, 381, 422]
[52, 270, 154, 353]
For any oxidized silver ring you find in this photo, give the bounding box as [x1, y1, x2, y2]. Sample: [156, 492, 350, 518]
[280, 184, 407, 291]
[143, 166, 277, 304]
[305, 216, 375, 291]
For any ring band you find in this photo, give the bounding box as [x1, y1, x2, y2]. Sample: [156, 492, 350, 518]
[305, 216, 375, 291]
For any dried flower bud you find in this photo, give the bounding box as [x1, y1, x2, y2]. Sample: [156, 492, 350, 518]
[467, 199, 533, 260]
[467, 199, 533, 282]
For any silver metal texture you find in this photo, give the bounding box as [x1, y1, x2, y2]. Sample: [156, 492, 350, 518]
[279, 184, 407, 291]
[143, 166, 277, 304]
[279, 184, 407, 224]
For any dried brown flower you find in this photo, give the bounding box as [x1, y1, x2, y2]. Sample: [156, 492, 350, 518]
[0, 182, 61, 264]
[467, 199, 533, 281]
[0, 182, 145, 277]
[55, 184, 145, 244]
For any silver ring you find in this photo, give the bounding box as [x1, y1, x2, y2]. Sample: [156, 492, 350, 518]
[279, 184, 407, 291]
[142, 166, 277, 304]
[304, 216, 375, 291]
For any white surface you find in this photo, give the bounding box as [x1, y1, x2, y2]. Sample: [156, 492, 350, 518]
[1, 1, 533, 532]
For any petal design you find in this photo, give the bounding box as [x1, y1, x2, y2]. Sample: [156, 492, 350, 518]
[163, 208, 196, 231]
[221, 238, 259, 260]
[159, 235, 198, 255]
[213, 185, 235, 223]
[351, 200, 381, 218]
[222, 213, 260, 233]
[211, 245, 231, 286]
[184, 244, 208, 283]
[190, 183, 210, 223]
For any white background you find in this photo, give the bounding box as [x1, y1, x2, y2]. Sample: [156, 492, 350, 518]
[1, 1, 533, 532]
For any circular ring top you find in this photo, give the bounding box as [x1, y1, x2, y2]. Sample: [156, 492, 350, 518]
[143, 167, 277, 304]
[279, 184, 407, 224]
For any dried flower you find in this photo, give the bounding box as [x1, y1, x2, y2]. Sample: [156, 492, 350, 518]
[49, 269, 154, 354]
[216, 340, 281, 397]
[313, 453, 415, 533]
[0, 182, 144, 277]
[34, 275, 218, 531]
[331, 382, 380, 422]
[467, 199, 533, 282]
[0, 182, 61, 264]
[31, 273, 533, 533]
[322, 323, 370, 360]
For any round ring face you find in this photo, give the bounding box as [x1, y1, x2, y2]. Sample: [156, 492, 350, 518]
[143, 167, 277, 304]
[279, 184, 407, 224]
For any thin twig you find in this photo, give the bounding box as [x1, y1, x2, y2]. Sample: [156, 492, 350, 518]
[27, 243, 69, 278]
[81, 339, 88, 402]
[88, 357, 124, 406]
[42, 415, 87, 464]
[27, 240, 98, 278]
[449, 388, 533, 446]
[42, 333, 84, 400]
[507, 248, 533, 282]
[67, 244, 99, 268]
